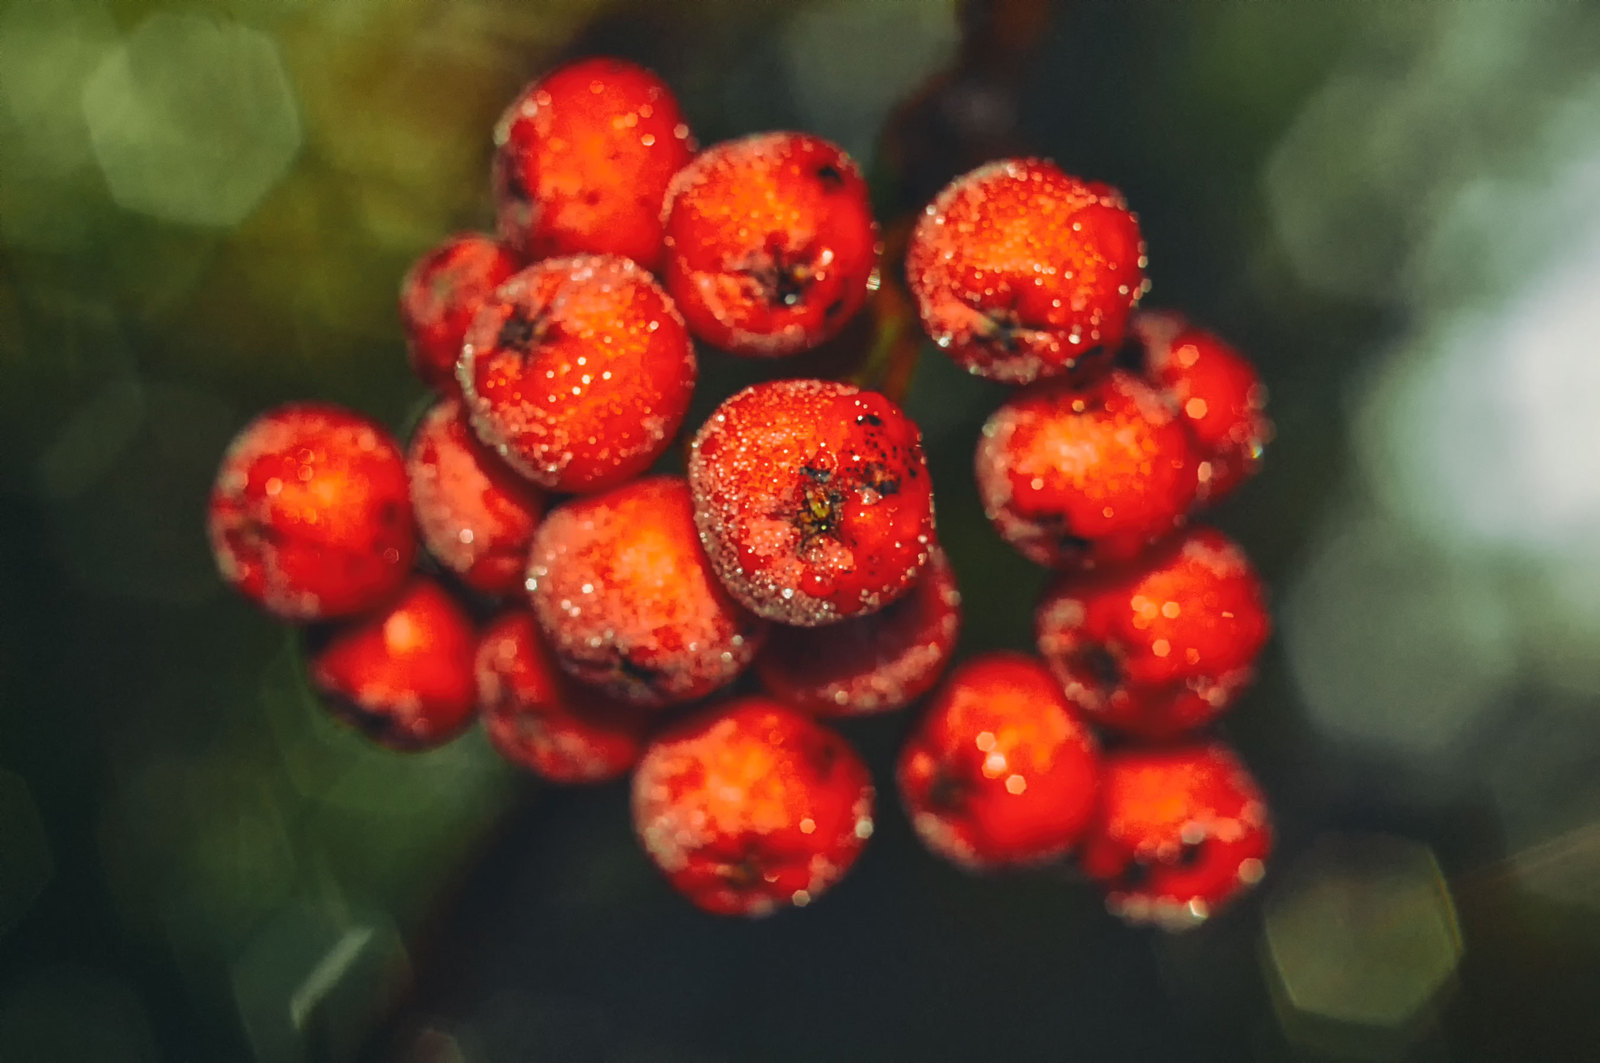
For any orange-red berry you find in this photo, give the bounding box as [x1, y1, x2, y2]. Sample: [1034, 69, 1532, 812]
[399, 233, 521, 399]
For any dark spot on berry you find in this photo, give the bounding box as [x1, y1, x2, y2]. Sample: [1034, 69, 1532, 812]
[497, 305, 551, 356]
[1175, 840, 1206, 868]
[1121, 858, 1151, 890]
[871, 476, 899, 497]
[500, 164, 530, 203]
[617, 654, 664, 688]
[584, 189, 602, 205]
[926, 766, 970, 813]
[856, 413, 883, 427]
[378, 500, 404, 526]
[801, 464, 833, 484]
[826, 297, 848, 320]
[815, 162, 845, 189]
[1077, 643, 1122, 695]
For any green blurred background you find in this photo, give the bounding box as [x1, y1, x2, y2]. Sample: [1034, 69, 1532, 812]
[4, 0, 1600, 1059]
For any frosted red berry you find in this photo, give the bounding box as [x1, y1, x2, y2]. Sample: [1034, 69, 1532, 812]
[631, 698, 875, 917]
[458, 254, 696, 493]
[661, 132, 879, 357]
[906, 158, 1146, 384]
[897, 652, 1100, 870]
[475, 610, 650, 784]
[492, 56, 695, 270]
[688, 379, 935, 626]
[399, 233, 521, 399]
[756, 544, 960, 716]
[1133, 311, 1271, 501]
[208, 403, 416, 621]
[307, 577, 478, 750]
[975, 369, 1199, 569]
[1034, 527, 1269, 739]
[525, 476, 766, 708]
[1080, 743, 1271, 930]
[406, 398, 543, 596]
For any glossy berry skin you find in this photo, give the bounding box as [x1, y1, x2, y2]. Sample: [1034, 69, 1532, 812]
[475, 610, 649, 783]
[492, 56, 694, 270]
[1133, 311, 1271, 501]
[906, 158, 1146, 384]
[525, 476, 767, 708]
[1081, 743, 1271, 930]
[407, 399, 543, 596]
[632, 698, 875, 917]
[399, 233, 521, 399]
[307, 577, 478, 751]
[661, 132, 879, 357]
[975, 369, 1199, 569]
[1035, 527, 1270, 739]
[208, 403, 415, 621]
[458, 254, 696, 494]
[897, 652, 1100, 870]
[756, 544, 960, 716]
[688, 379, 935, 626]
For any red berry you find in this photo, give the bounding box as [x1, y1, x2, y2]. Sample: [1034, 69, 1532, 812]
[688, 379, 935, 626]
[756, 544, 960, 716]
[661, 132, 879, 356]
[307, 577, 478, 750]
[407, 398, 544, 596]
[897, 652, 1100, 870]
[906, 158, 1146, 384]
[975, 369, 1199, 569]
[458, 254, 696, 493]
[399, 233, 521, 399]
[1035, 527, 1269, 739]
[492, 57, 695, 270]
[1133, 311, 1271, 501]
[631, 698, 875, 916]
[208, 403, 416, 621]
[1080, 743, 1271, 930]
[526, 476, 766, 707]
[475, 610, 649, 783]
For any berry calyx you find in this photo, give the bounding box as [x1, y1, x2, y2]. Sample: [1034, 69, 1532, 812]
[631, 698, 875, 917]
[493, 56, 695, 270]
[208, 402, 416, 621]
[688, 379, 935, 626]
[661, 132, 879, 357]
[399, 233, 521, 399]
[906, 158, 1146, 384]
[897, 652, 1100, 870]
[458, 254, 696, 493]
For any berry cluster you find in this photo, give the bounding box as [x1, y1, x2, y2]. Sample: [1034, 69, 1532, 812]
[207, 55, 1275, 930]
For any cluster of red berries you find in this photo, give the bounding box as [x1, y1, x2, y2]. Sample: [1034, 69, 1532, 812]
[207, 56, 1274, 929]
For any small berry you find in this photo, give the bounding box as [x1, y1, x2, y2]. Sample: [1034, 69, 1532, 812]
[458, 254, 696, 493]
[756, 544, 960, 716]
[1080, 743, 1272, 930]
[475, 610, 650, 784]
[906, 158, 1146, 384]
[208, 402, 416, 621]
[399, 233, 521, 399]
[975, 369, 1199, 569]
[631, 698, 875, 917]
[1034, 527, 1270, 739]
[525, 476, 766, 707]
[897, 652, 1100, 870]
[307, 577, 478, 750]
[661, 132, 879, 356]
[493, 56, 695, 270]
[1133, 311, 1271, 501]
[407, 399, 544, 596]
[688, 379, 935, 626]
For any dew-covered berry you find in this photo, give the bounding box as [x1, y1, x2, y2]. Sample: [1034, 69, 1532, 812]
[1034, 527, 1269, 739]
[688, 379, 935, 626]
[307, 577, 478, 751]
[631, 698, 875, 917]
[975, 369, 1199, 569]
[756, 544, 960, 716]
[906, 158, 1146, 384]
[407, 398, 543, 596]
[661, 132, 879, 357]
[399, 233, 521, 399]
[475, 609, 650, 783]
[897, 652, 1100, 870]
[458, 254, 696, 494]
[1081, 743, 1272, 930]
[208, 402, 415, 621]
[493, 56, 695, 270]
[525, 476, 766, 708]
